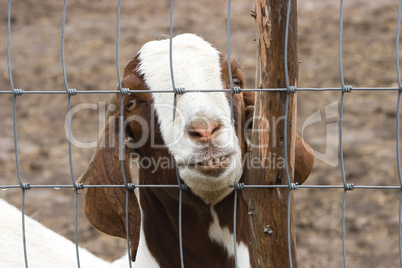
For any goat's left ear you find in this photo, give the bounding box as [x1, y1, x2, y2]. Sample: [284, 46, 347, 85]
[82, 115, 141, 262]
[241, 91, 314, 185]
[294, 133, 314, 184]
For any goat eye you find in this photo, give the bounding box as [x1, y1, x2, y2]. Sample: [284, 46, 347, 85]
[125, 99, 137, 111]
[233, 78, 242, 87]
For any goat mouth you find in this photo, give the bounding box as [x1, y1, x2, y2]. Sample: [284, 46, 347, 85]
[184, 155, 232, 175]
[196, 155, 230, 169]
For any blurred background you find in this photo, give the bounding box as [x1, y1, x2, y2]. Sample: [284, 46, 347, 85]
[0, 0, 401, 267]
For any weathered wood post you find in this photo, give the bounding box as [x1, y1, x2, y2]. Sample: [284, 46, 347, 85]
[246, 0, 298, 267]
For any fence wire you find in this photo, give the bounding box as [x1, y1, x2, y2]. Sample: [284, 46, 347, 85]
[2, 0, 402, 267]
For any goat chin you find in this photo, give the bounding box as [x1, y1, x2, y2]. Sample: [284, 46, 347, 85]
[177, 149, 244, 205]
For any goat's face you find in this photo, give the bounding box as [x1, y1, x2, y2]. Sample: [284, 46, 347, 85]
[120, 34, 248, 204]
[81, 34, 314, 262]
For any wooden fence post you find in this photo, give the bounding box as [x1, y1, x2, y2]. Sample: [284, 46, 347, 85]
[246, 0, 298, 267]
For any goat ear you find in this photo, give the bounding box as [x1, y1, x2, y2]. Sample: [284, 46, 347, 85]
[83, 115, 141, 262]
[242, 92, 314, 184]
[243, 91, 255, 129]
[294, 133, 314, 185]
[76, 94, 120, 188]
[76, 57, 144, 188]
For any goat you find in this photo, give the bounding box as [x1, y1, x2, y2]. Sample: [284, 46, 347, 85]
[80, 33, 314, 267]
[0, 198, 111, 268]
[0, 34, 313, 267]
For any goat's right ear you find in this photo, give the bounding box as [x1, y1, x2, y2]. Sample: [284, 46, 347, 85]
[83, 115, 141, 262]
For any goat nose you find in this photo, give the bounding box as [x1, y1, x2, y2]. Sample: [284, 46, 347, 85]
[188, 121, 220, 142]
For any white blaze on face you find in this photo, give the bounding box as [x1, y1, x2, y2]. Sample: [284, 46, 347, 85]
[137, 34, 243, 204]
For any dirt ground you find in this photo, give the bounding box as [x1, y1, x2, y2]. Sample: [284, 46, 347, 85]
[1, 0, 402, 267]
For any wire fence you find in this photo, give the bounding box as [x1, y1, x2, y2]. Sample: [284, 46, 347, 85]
[2, 0, 402, 267]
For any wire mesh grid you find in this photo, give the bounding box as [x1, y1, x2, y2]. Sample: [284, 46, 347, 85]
[2, 0, 402, 267]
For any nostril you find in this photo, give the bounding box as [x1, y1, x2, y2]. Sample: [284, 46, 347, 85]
[211, 124, 221, 135]
[188, 129, 203, 138]
[187, 122, 220, 141]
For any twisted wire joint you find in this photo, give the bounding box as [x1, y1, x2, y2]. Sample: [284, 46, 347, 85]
[126, 183, 136, 191]
[174, 87, 185, 95]
[289, 182, 298, 190]
[66, 88, 77, 96]
[120, 87, 130, 95]
[74, 183, 84, 191]
[287, 86, 297, 93]
[180, 183, 189, 191]
[342, 85, 353, 93]
[231, 87, 241, 94]
[13, 88, 24, 96]
[344, 183, 354, 191]
[234, 182, 245, 190]
[21, 183, 31, 190]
